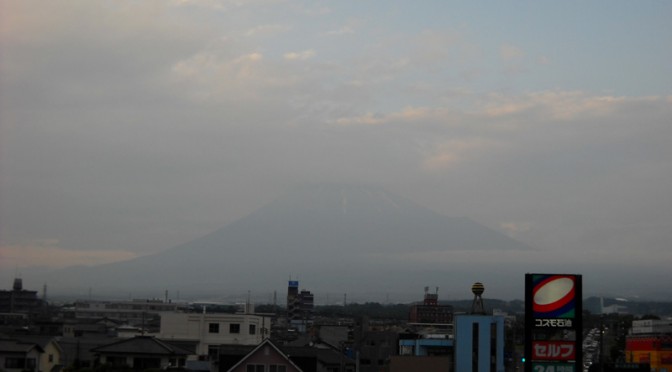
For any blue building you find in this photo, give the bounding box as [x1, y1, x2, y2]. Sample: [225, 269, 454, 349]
[399, 337, 454, 356]
[454, 314, 505, 372]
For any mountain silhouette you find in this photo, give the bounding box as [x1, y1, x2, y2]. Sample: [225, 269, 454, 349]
[40, 184, 531, 299]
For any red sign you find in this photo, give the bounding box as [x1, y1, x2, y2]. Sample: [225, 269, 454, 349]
[532, 341, 576, 360]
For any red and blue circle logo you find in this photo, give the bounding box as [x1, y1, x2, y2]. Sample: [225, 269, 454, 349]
[532, 275, 576, 318]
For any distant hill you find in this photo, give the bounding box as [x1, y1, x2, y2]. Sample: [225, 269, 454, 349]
[36, 184, 532, 299]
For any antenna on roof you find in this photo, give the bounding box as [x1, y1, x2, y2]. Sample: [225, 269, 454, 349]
[246, 290, 251, 314]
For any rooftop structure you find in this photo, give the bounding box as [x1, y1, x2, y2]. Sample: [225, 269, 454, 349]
[408, 287, 453, 325]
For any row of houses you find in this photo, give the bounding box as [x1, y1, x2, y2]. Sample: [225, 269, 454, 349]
[2, 279, 509, 372]
[1, 309, 354, 372]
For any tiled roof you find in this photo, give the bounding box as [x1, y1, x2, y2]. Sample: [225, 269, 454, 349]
[226, 339, 304, 372]
[91, 336, 192, 356]
[12, 335, 61, 351]
[0, 339, 44, 353]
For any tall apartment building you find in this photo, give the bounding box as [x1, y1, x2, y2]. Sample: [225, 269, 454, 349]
[0, 278, 43, 314]
[286, 281, 314, 322]
[286, 281, 314, 333]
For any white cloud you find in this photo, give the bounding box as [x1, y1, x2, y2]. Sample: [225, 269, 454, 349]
[477, 91, 653, 120]
[422, 138, 501, 171]
[500, 222, 532, 238]
[245, 24, 292, 37]
[334, 91, 650, 128]
[284, 49, 316, 61]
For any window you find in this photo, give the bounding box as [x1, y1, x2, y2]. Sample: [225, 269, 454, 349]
[249, 324, 256, 335]
[230, 323, 240, 334]
[107, 356, 127, 367]
[246, 364, 265, 372]
[3, 357, 36, 369]
[5, 357, 26, 369]
[133, 357, 161, 370]
[209, 323, 219, 333]
[169, 358, 186, 367]
[49, 354, 54, 362]
[270, 365, 287, 372]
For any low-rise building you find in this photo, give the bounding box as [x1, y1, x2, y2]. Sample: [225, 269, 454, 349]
[217, 341, 356, 372]
[91, 335, 193, 370]
[226, 339, 303, 372]
[0, 338, 44, 372]
[159, 312, 271, 357]
[11, 336, 62, 372]
[626, 319, 672, 371]
[71, 299, 186, 325]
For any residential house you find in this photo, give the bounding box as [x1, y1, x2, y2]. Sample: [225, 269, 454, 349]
[217, 342, 356, 372]
[12, 336, 63, 372]
[0, 338, 44, 372]
[58, 335, 118, 370]
[91, 335, 193, 370]
[226, 339, 303, 372]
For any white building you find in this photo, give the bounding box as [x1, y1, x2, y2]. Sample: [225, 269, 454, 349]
[159, 312, 270, 356]
[630, 319, 672, 335]
[73, 299, 187, 323]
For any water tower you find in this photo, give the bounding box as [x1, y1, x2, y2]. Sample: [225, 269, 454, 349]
[471, 282, 486, 315]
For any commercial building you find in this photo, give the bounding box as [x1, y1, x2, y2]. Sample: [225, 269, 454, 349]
[626, 319, 672, 371]
[71, 299, 186, 324]
[392, 284, 504, 372]
[454, 314, 505, 372]
[408, 287, 453, 325]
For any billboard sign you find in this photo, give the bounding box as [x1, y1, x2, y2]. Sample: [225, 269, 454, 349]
[525, 274, 582, 372]
[532, 341, 576, 360]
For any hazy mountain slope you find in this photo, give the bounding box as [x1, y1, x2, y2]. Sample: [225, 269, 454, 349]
[39, 184, 531, 297]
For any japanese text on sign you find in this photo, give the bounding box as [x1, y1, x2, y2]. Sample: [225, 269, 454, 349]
[532, 341, 576, 360]
[535, 318, 573, 328]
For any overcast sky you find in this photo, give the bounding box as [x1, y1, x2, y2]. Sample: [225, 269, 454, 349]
[1, 1, 671, 296]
